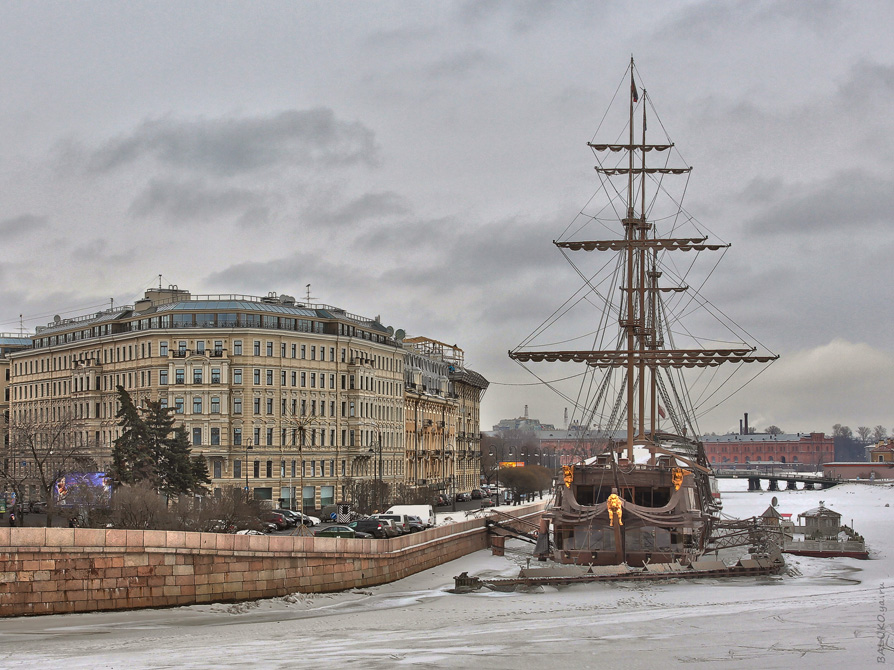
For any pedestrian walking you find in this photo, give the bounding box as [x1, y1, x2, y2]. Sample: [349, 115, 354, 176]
[8, 512, 16, 527]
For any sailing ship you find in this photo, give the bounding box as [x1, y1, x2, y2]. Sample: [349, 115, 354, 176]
[511, 59, 778, 567]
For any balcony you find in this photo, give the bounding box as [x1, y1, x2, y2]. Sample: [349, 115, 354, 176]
[172, 350, 189, 358]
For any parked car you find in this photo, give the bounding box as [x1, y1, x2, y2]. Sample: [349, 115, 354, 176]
[206, 519, 238, 533]
[235, 529, 265, 536]
[273, 509, 321, 527]
[479, 497, 495, 508]
[346, 519, 389, 539]
[262, 511, 289, 530]
[376, 519, 400, 538]
[470, 489, 484, 499]
[371, 513, 412, 534]
[314, 525, 371, 539]
[296, 512, 321, 527]
[270, 509, 299, 527]
[455, 492, 471, 502]
[433, 494, 450, 507]
[405, 516, 426, 533]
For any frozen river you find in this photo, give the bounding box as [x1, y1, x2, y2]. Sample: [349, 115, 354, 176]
[1, 479, 891, 669]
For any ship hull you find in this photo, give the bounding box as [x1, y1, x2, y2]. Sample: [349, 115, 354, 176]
[543, 455, 715, 567]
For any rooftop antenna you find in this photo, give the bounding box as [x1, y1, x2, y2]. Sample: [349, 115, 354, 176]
[110, 298, 114, 311]
[304, 283, 316, 304]
[158, 274, 163, 290]
[19, 314, 23, 336]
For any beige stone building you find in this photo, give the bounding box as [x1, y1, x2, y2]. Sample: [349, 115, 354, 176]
[0, 335, 36, 503]
[403, 337, 488, 498]
[6, 288, 487, 510]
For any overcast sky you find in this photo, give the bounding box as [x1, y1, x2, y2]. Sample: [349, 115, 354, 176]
[1, 1, 891, 437]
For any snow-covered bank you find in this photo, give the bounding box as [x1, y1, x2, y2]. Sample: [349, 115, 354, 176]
[0, 480, 890, 669]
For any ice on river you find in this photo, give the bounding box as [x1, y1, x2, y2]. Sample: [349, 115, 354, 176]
[1, 478, 891, 669]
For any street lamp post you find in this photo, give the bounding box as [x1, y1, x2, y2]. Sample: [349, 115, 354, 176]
[243, 438, 253, 495]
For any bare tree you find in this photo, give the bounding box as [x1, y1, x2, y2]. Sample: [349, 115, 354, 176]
[0, 412, 96, 526]
[872, 426, 888, 443]
[857, 426, 872, 444]
[764, 425, 783, 435]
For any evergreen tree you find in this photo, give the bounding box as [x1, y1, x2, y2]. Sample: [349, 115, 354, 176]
[110, 386, 154, 485]
[110, 387, 210, 497]
[159, 425, 198, 498]
[190, 452, 212, 495]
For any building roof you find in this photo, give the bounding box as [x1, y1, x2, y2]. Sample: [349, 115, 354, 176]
[761, 505, 782, 519]
[0, 337, 32, 346]
[800, 504, 841, 519]
[701, 432, 826, 443]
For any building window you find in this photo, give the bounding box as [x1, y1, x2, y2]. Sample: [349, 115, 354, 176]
[196, 341, 205, 354]
[160, 369, 168, 385]
[213, 460, 222, 478]
[211, 397, 220, 413]
[266, 460, 273, 477]
[234, 459, 242, 479]
[301, 372, 306, 387]
[301, 345, 306, 359]
[192, 427, 202, 445]
[193, 397, 203, 414]
[253, 369, 261, 385]
[266, 342, 273, 357]
[211, 368, 221, 384]
[253, 341, 261, 356]
[233, 369, 242, 384]
[193, 368, 203, 384]
[267, 427, 273, 445]
[311, 346, 316, 360]
[175, 369, 185, 384]
[254, 427, 261, 444]
[266, 398, 273, 415]
[211, 428, 220, 445]
[175, 398, 184, 414]
[233, 427, 242, 446]
[160, 341, 168, 357]
[266, 369, 273, 385]
[253, 398, 260, 415]
[233, 397, 242, 414]
[233, 340, 243, 355]
[291, 344, 296, 358]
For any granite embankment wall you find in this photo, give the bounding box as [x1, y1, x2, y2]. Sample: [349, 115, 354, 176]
[0, 505, 545, 618]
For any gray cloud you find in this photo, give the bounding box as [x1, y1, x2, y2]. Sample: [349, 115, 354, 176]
[0, 214, 49, 237]
[87, 108, 380, 176]
[308, 192, 410, 227]
[128, 178, 265, 224]
[744, 169, 894, 235]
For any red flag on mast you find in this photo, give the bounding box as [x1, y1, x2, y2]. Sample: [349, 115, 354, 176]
[631, 81, 639, 103]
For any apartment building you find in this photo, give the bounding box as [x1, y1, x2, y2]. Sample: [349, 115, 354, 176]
[8, 287, 408, 510]
[403, 337, 488, 497]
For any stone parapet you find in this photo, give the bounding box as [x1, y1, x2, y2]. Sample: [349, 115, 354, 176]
[0, 504, 546, 617]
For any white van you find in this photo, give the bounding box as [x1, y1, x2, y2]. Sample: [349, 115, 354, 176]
[384, 504, 435, 528]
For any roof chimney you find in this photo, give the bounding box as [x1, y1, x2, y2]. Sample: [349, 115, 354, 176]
[744, 412, 749, 435]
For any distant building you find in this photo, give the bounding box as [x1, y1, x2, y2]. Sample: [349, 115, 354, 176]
[701, 432, 833, 468]
[870, 440, 894, 463]
[493, 417, 556, 432]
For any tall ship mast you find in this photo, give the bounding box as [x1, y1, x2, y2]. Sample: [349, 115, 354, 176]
[510, 58, 778, 567]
